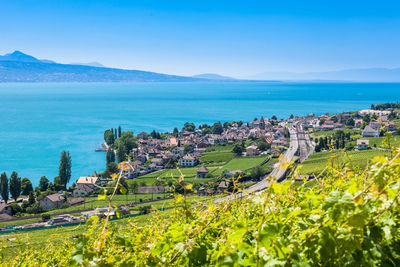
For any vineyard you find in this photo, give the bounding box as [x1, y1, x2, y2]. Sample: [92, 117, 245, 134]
[1, 152, 400, 266]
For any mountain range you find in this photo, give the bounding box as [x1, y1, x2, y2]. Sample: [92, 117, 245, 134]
[1, 51, 400, 82]
[0, 51, 208, 82]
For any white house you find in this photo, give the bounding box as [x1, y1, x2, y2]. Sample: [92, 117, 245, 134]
[362, 125, 380, 137]
[180, 154, 198, 167]
[357, 139, 370, 150]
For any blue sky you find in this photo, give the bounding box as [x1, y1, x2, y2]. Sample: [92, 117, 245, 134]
[1, 0, 400, 77]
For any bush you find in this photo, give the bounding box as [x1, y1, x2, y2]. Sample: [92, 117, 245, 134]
[59, 203, 70, 209]
[9, 203, 22, 215]
[25, 203, 44, 214]
[42, 213, 51, 221]
[138, 205, 152, 214]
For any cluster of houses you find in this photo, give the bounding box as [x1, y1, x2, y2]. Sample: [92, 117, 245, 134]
[120, 117, 288, 179]
[301, 109, 398, 151]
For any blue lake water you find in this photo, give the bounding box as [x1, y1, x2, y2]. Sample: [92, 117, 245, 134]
[0, 82, 400, 186]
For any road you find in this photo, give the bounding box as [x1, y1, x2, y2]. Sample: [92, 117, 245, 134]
[296, 122, 315, 162]
[215, 124, 299, 202]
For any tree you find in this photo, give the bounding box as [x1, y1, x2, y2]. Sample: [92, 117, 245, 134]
[289, 114, 294, 119]
[129, 181, 139, 194]
[9, 171, 21, 201]
[173, 127, 179, 137]
[212, 121, 224, 135]
[257, 139, 270, 151]
[116, 131, 138, 162]
[232, 143, 243, 155]
[118, 125, 122, 138]
[106, 148, 115, 164]
[104, 129, 115, 145]
[363, 114, 371, 124]
[250, 166, 266, 181]
[39, 176, 49, 191]
[271, 115, 277, 120]
[0, 172, 9, 203]
[106, 162, 119, 174]
[346, 118, 355, 126]
[59, 150, 72, 189]
[28, 191, 36, 205]
[21, 177, 33, 195]
[182, 122, 195, 132]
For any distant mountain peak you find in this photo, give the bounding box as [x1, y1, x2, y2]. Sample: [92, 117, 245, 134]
[1, 50, 40, 62]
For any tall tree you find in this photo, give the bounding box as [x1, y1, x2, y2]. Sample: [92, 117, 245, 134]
[21, 177, 33, 195]
[0, 172, 9, 203]
[28, 191, 36, 205]
[59, 150, 72, 189]
[39, 176, 49, 191]
[118, 126, 122, 138]
[9, 171, 21, 201]
[104, 129, 115, 145]
[106, 148, 115, 164]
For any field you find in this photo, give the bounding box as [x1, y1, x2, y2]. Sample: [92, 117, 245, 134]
[213, 156, 268, 175]
[298, 149, 391, 175]
[199, 152, 235, 166]
[0, 195, 220, 260]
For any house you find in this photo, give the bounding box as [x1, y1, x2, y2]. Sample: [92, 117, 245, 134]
[357, 139, 370, 150]
[196, 165, 209, 178]
[362, 125, 380, 137]
[171, 146, 185, 156]
[137, 186, 166, 194]
[246, 145, 259, 156]
[76, 176, 99, 189]
[385, 121, 397, 132]
[39, 193, 66, 210]
[68, 197, 85, 206]
[180, 154, 198, 167]
[151, 157, 164, 166]
[73, 184, 94, 197]
[0, 203, 12, 216]
[193, 148, 207, 155]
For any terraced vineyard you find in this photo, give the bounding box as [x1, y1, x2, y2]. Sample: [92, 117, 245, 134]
[298, 149, 391, 175]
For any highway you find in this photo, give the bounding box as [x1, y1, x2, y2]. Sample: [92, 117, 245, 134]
[215, 123, 299, 202]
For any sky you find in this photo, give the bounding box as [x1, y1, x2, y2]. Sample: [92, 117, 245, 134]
[1, 0, 400, 77]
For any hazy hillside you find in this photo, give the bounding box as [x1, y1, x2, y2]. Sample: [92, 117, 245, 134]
[0, 51, 200, 82]
[192, 73, 235, 80]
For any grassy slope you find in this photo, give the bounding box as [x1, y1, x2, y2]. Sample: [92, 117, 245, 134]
[298, 149, 391, 175]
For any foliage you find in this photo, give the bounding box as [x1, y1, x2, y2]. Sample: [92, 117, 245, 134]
[106, 148, 115, 165]
[4, 152, 400, 266]
[104, 129, 115, 145]
[0, 172, 9, 203]
[58, 150, 72, 189]
[232, 142, 244, 155]
[9, 171, 21, 201]
[39, 176, 49, 192]
[138, 205, 153, 214]
[211, 121, 223, 135]
[21, 177, 33, 195]
[182, 122, 195, 132]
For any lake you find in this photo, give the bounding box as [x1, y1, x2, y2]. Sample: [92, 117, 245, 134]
[1, 82, 399, 186]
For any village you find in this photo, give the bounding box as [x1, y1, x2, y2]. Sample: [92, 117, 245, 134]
[1, 104, 400, 232]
